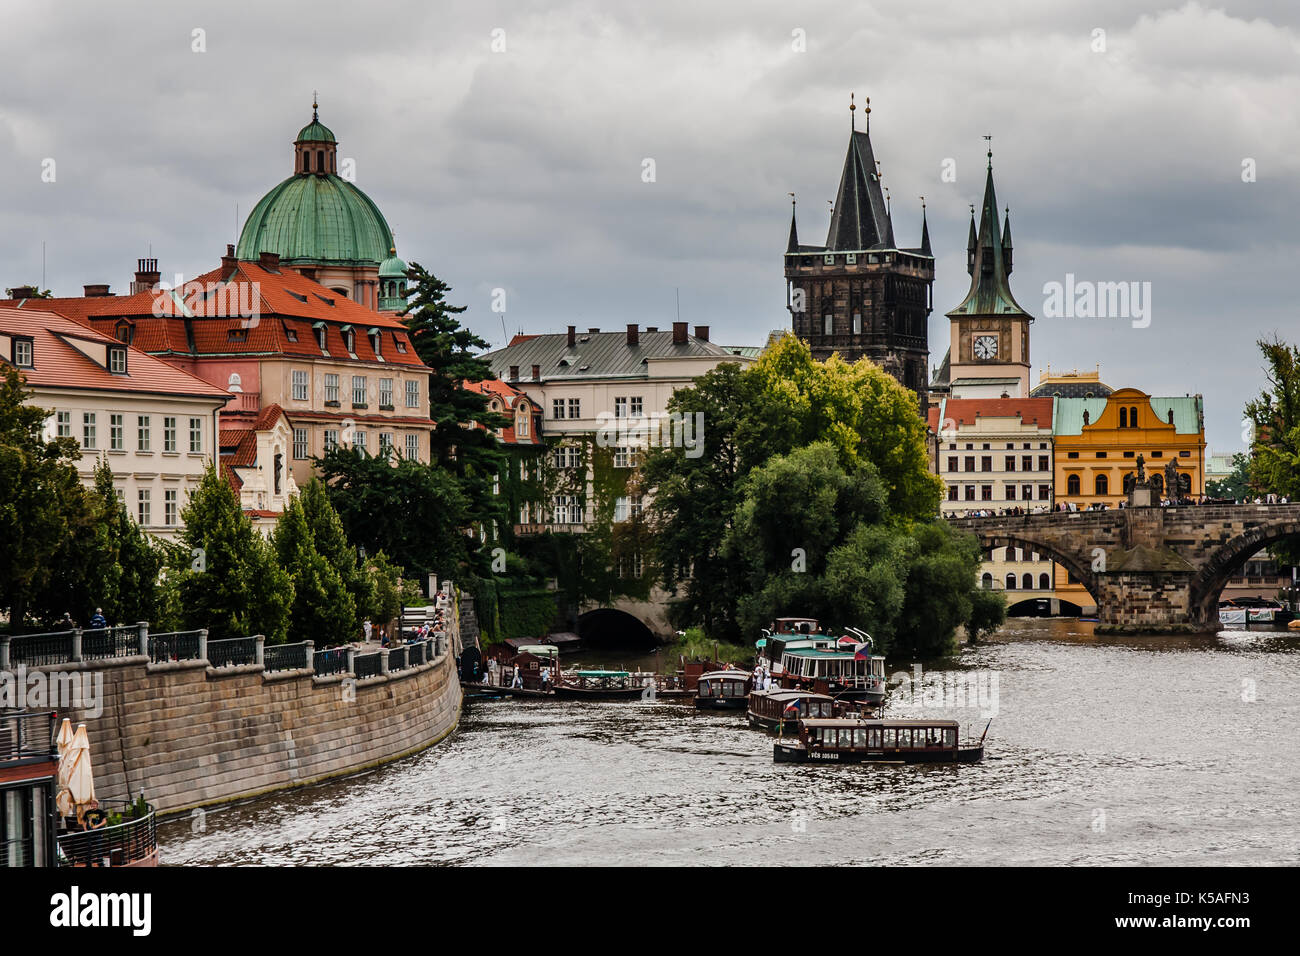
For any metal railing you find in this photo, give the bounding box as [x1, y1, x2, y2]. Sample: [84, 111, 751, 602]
[354, 652, 382, 679]
[408, 641, 427, 667]
[207, 636, 258, 668]
[263, 642, 309, 673]
[0, 710, 58, 762]
[313, 647, 349, 676]
[148, 630, 204, 663]
[8, 631, 76, 666]
[81, 626, 139, 661]
[388, 646, 408, 672]
[57, 801, 157, 868]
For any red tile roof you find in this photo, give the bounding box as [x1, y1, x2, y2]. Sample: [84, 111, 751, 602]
[461, 377, 541, 446]
[0, 306, 230, 401]
[940, 397, 1055, 428]
[1, 261, 427, 369]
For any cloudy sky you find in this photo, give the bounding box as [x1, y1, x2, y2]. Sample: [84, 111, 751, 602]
[3, 0, 1297, 451]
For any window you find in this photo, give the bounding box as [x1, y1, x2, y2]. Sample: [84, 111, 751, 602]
[852, 313, 862, 334]
[1038, 455, 1049, 471]
[315, 325, 328, 352]
[1178, 450, 1191, 457]
[188, 418, 202, 453]
[405, 379, 419, 408]
[516, 407, 530, 438]
[1095, 474, 1109, 495]
[110, 414, 124, 451]
[1067, 451, 1079, 459]
[324, 374, 339, 404]
[293, 428, 309, 459]
[1039, 573, 1051, 590]
[82, 413, 96, 449]
[353, 430, 367, 453]
[1022, 456, 1033, 472]
[947, 457, 957, 472]
[965, 485, 975, 501]
[1067, 474, 1081, 495]
[613, 446, 640, 469]
[1005, 456, 1016, 472]
[568, 398, 581, 419]
[405, 434, 419, 460]
[13, 338, 33, 367]
[292, 370, 309, 401]
[56, 411, 70, 438]
[164, 489, 178, 527]
[553, 445, 581, 469]
[1006, 485, 1016, 500]
[137, 415, 151, 451]
[1151, 450, 1164, 458]
[981, 486, 993, 501]
[380, 432, 394, 456]
[137, 489, 151, 525]
[948, 485, 958, 501]
[964, 456, 975, 472]
[352, 375, 366, 406]
[1022, 484, 1033, 501]
[371, 331, 383, 359]
[1006, 574, 1017, 590]
[1119, 407, 1128, 428]
[823, 314, 833, 335]
[379, 378, 393, 408]
[344, 329, 356, 353]
[109, 347, 126, 374]
[164, 417, 176, 452]
[981, 456, 992, 472]
[615, 397, 628, 418]
[324, 429, 339, 452]
[1023, 573, 1034, 590]
[1039, 484, 1051, 501]
[552, 398, 566, 420]
[1095, 451, 1107, 458]
[553, 495, 584, 525]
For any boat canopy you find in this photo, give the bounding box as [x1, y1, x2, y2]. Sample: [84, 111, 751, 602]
[515, 644, 559, 657]
[800, 718, 960, 730]
[573, 669, 629, 678]
[758, 689, 834, 702]
[700, 670, 749, 681]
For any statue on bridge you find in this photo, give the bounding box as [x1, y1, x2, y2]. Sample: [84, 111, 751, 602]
[1165, 459, 1179, 500]
[1134, 454, 1147, 486]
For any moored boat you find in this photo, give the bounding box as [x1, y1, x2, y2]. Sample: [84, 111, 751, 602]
[554, 670, 651, 701]
[747, 689, 835, 729]
[693, 670, 752, 710]
[773, 718, 988, 764]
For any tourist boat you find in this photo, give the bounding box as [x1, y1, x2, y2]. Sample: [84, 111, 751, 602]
[1218, 598, 1293, 625]
[773, 718, 988, 764]
[758, 620, 886, 704]
[747, 689, 835, 729]
[693, 670, 752, 710]
[553, 669, 651, 701]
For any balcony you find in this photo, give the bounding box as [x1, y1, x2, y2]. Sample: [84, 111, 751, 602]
[0, 710, 58, 765]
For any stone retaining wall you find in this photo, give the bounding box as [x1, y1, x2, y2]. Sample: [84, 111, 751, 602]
[45, 649, 462, 817]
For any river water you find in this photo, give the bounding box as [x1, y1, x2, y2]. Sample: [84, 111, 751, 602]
[158, 618, 1300, 866]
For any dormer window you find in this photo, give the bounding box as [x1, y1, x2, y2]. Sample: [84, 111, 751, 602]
[341, 327, 355, 354]
[109, 346, 127, 374]
[369, 328, 382, 360]
[394, 335, 407, 354]
[114, 321, 133, 345]
[13, 337, 33, 367]
[313, 322, 328, 353]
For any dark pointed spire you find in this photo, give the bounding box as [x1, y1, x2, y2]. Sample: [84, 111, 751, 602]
[966, 205, 977, 276]
[948, 153, 1032, 320]
[920, 198, 932, 257]
[786, 195, 799, 254]
[824, 100, 893, 252]
[1001, 206, 1013, 274]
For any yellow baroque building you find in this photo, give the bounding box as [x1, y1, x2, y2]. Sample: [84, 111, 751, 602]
[1052, 387, 1207, 611]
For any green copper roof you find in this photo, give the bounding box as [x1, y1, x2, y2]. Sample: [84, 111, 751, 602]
[1053, 396, 1203, 436]
[237, 173, 395, 266]
[378, 249, 408, 277]
[296, 119, 336, 143]
[947, 163, 1032, 320]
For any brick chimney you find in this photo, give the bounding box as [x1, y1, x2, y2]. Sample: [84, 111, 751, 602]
[672, 321, 688, 344]
[694, 325, 709, 342]
[221, 244, 238, 281]
[626, 324, 639, 346]
[258, 251, 281, 272]
[508, 365, 519, 381]
[131, 258, 160, 294]
[531, 364, 541, 381]
[566, 325, 576, 348]
[8, 285, 38, 299]
[83, 284, 112, 297]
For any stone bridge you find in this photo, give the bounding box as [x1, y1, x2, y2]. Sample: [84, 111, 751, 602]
[949, 503, 1300, 633]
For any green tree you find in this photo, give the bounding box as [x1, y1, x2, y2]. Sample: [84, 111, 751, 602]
[361, 550, 421, 629]
[316, 446, 470, 581]
[399, 262, 508, 534]
[1206, 452, 1253, 501]
[272, 494, 355, 647]
[0, 365, 93, 627]
[298, 478, 371, 624]
[1246, 337, 1300, 499]
[174, 466, 293, 643]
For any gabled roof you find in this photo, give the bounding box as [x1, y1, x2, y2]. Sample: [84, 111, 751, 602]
[462, 378, 542, 446]
[480, 329, 741, 381]
[939, 397, 1055, 429]
[946, 162, 1032, 320]
[0, 306, 229, 401]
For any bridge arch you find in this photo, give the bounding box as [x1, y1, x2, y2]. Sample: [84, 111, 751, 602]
[978, 532, 1100, 607]
[1190, 519, 1300, 622]
[577, 607, 657, 647]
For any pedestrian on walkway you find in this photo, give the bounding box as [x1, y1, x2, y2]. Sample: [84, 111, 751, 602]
[89, 608, 107, 630]
[363, 619, 373, 642]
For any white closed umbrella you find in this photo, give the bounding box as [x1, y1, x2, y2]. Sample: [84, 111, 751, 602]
[64, 723, 97, 824]
[55, 718, 76, 818]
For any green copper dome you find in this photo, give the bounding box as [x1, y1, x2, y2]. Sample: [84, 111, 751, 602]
[296, 119, 335, 143]
[237, 174, 396, 267]
[378, 248, 408, 278]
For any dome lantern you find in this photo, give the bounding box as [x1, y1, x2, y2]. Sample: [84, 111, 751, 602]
[295, 97, 338, 175]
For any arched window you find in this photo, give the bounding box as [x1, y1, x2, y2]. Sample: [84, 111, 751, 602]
[1005, 574, 1017, 590]
[1119, 407, 1128, 428]
[1178, 473, 1191, 495]
[1130, 406, 1138, 426]
[1067, 474, 1081, 495]
[303, 150, 311, 172]
[1039, 572, 1051, 590]
[1095, 473, 1108, 496]
[1022, 573, 1034, 590]
[317, 149, 324, 172]
[981, 573, 993, 590]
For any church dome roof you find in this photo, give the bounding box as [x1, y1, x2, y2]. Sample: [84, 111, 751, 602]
[295, 119, 336, 143]
[237, 173, 395, 267]
[378, 248, 408, 278]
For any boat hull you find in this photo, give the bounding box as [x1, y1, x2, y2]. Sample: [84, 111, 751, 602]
[694, 697, 748, 710]
[774, 742, 984, 764]
[553, 685, 648, 701]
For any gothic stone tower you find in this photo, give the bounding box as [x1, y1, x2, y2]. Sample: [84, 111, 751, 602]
[785, 102, 934, 408]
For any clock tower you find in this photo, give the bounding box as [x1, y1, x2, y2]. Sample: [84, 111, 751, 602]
[943, 150, 1033, 399]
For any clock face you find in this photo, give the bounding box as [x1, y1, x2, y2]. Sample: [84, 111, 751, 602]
[973, 335, 999, 360]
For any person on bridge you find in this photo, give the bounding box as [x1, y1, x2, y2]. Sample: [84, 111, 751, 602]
[89, 608, 107, 630]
